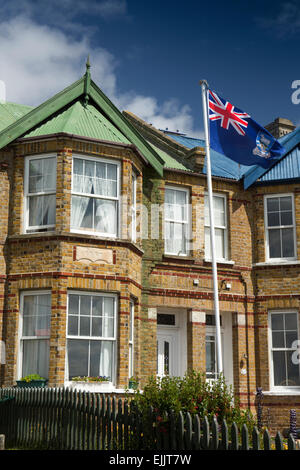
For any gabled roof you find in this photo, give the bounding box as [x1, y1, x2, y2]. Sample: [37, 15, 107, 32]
[0, 62, 164, 176]
[24, 100, 131, 145]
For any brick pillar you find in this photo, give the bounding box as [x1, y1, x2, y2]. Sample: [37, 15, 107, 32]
[187, 310, 206, 373]
[232, 312, 256, 411]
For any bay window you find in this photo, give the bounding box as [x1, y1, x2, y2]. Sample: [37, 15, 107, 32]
[164, 186, 190, 256]
[71, 156, 120, 237]
[19, 292, 51, 379]
[66, 292, 117, 382]
[265, 194, 296, 260]
[25, 155, 56, 232]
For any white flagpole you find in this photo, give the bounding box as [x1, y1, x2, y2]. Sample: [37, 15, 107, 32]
[200, 80, 223, 375]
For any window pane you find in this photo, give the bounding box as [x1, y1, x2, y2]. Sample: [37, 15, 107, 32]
[80, 316, 90, 336]
[92, 317, 102, 336]
[29, 158, 56, 193]
[267, 198, 279, 212]
[22, 339, 49, 379]
[215, 228, 225, 259]
[272, 331, 285, 348]
[68, 339, 89, 379]
[69, 295, 79, 316]
[92, 296, 102, 317]
[280, 197, 292, 211]
[90, 340, 101, 377]
[80, 295, 91, 315]
[286, 331, 298, 349]
[282, 228, 294, 258]
[280, 211, 293, 226]
[103, 297, 115, 337]
[99, 341, 113, 378]
[206, 335, 216, 378]
[269, 229, 281, 258]
[214, 197, 225, 226]
[29, 194, 55, 227]
[287, 350, 300, 386]
[68, 316, 78, 336]
[285, 313, 298, 331]
[273, 350, 286, 386]
[267, 212, 280, 227]
[71, 195, 91, 229]
[95, 199, 117, 234]
[271, 314, 284, 331]
[23, 294, 51, 337]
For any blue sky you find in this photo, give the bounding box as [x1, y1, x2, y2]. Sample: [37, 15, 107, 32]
[0, 0, 299, 137]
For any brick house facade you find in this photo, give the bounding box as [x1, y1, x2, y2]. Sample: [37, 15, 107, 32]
[0, 66, 300, 432]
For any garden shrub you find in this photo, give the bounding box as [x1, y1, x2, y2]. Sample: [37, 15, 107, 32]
[130, 370, 256, 430]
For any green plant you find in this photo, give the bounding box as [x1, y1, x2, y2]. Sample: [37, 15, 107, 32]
[130, 370, 256, 431]
[20, 374, 46, 382]
[71, 376, 110, 382]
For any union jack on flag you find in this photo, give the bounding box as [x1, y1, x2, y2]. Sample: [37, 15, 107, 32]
[208, 90, 250, 136]
[207, 88, 285, 171]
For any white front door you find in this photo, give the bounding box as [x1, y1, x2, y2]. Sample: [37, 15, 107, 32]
[157, 328, 180, 378]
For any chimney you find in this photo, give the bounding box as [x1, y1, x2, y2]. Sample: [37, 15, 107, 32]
[185, 146, 205, 172]
[265, 117, 295, 139]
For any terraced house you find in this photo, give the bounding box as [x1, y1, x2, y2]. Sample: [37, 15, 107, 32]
[0, 62, 300, 431]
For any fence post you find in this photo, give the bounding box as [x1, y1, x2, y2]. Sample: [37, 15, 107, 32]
[289, 409, 297, 440]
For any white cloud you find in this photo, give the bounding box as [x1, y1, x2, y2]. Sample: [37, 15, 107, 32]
[0, 14, 200, 137]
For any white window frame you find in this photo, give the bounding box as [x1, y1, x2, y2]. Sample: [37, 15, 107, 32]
[129, 299, 134, 378]
[24, 154, 57, 233]
[264, 194, 297, 262]
[70, 154, 121, 238]
[17, 290, 52, 380]
[131, 171, 137, 243]
[204, 192, 228, 262]
[268, 310, 300, 391]
[65, 291, 118, 385]
[164, 185, 190, 256]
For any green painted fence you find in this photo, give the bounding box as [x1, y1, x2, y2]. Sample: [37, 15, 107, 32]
[0, 387, 298, 450]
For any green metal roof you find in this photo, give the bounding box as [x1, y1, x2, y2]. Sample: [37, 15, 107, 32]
[24, 100, 131, 144]
[0, 64, 164, 176]
[148, 142, 191, 171]
[0, 102, 32, 132]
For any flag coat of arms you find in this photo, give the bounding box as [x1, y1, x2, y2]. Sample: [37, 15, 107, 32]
[208, 89, 285, 169]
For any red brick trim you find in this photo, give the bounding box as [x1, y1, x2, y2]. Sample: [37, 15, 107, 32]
[7, 272, 142, 290]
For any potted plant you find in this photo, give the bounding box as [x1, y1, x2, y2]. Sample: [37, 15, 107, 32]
[16, 374, 48, 388]
[128, 376, 139, 390]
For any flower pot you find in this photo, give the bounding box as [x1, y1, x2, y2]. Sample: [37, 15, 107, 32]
[128, 380, 139, 390]
[16, 379, 48, 388]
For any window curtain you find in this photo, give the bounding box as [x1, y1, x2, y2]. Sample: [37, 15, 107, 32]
[99, 297, 114, 379]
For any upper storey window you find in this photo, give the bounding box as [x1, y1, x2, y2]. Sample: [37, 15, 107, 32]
[164, 186, 190, 256]
[24, 155, 56, 233]
[265, 194, 296, 261]
[71, 155, 120, 237]
[205, 193, 228, 262]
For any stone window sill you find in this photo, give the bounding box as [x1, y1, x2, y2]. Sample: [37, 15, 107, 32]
[253, 260, 300, 267]
[204, 259, 235, 266]
[262, 389, 300, 396]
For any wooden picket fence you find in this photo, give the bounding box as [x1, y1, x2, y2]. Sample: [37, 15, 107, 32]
[0, 387, 298, 450]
